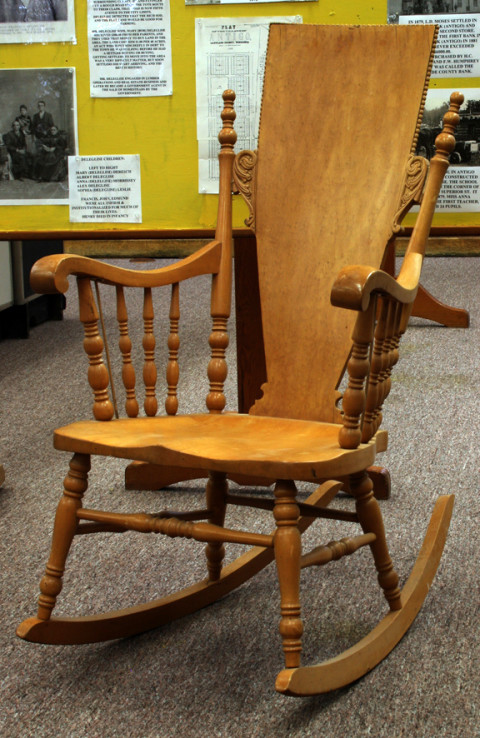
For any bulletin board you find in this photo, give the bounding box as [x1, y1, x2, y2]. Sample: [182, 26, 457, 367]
[0, 0, 478, 239]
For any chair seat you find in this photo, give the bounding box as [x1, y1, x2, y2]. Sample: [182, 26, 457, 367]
[54, 413, 383, 482]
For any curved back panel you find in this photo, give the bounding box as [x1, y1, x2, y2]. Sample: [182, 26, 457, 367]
[251, 23, 436, 422]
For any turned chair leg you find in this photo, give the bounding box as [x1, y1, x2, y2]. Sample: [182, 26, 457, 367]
[205, 471, 228, 581]
[349, 471, 402, 611]
[273, 479, 303, 669]
[36, 453, 90, 621]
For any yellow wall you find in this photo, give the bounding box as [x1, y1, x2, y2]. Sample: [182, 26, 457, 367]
[0, 1, 476, 235]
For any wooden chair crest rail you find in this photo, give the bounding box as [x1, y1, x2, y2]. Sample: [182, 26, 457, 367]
[17, 24, 461, 696]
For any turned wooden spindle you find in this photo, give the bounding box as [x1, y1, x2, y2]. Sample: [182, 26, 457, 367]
[76, 506, 273, 547]
[94, 283, 119, 419]
[37, 453, 91, 621]
[339, 301, 376, 450]
[300, 533, 376, 569]
[373, 301, 397, 436]
[349, 471, 402, 611]
[206, 316, 229, 413]
[435, 91, 464, 163]
[363, 299, 404, 443]
[116, 286, 139, 418]
[165, 282, 180, 416]
[380, 303, 402, 411]
[362, 301, 388, 443]
[142, 287, 158, 417]
[77, 278, 114, 421]
[207, 90, 237, 413]
[213, 90, 236, 255]
[273, 480, 303, 669]
[217, 89, 237, 166]
[205, 471, 228, 581]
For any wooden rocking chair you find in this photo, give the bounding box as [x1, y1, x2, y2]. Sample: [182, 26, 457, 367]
[17, 24, 461, 695]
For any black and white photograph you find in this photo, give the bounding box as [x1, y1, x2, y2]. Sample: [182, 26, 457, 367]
[417, 88, 480, 211]
[417, 89, 479, 164]
[389, 0, 480, 17]
[0, 0, 75, 43]
[0, 67, 77, 205]
[0, 0, 67, 22]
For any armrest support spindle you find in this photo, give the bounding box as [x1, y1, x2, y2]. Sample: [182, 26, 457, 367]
[116, 286, 139, 418]
[166, 283, 180, 415]
[143, 288, 158, 417]
[77, 278, 114, 421]
[338, 300, 376, 450]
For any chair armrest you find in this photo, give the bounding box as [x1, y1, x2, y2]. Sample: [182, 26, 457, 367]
[330, 253, 422, 312]
[30, 240, 223, 294]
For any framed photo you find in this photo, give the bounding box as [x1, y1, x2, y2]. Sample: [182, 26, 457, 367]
[0, 67, 77, 205]
[0, 0, 75, 44]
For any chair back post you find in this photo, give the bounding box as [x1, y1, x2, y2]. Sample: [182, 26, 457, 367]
[211, 89, 236, 317]
[392, 92, 463, 335]
[401, 92, 464, 268]
[207, 90, 237, 413]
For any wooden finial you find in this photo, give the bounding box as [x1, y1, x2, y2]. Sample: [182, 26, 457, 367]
[434, 92, 464, 162]
[218, 90, 237, 151]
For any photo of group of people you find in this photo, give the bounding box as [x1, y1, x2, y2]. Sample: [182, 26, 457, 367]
[1, 100, 68, 183]
[0, 0, 74, 44]
[0, 0, 67, 23]
[0, 67, 76, 203]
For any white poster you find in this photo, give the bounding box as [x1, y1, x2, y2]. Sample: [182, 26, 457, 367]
[0, 0, 75, 44]
[68, 155, 142, 222]
[195, 15, 301, 193]
[397, 13, 480, 77]
[435, 167, 480, 211]
[88, 0, 172, 98]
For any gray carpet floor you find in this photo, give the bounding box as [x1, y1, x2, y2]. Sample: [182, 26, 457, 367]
[0, 256, 478, 737]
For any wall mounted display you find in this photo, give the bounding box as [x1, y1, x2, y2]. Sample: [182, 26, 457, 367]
[0, 67, 77, 205]
[0, 0, 75, 44]
[0, 0, 478, 236]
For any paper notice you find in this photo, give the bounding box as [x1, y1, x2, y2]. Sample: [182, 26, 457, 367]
[88, 0, 172, 97]
[436, 167, 480, 212]
[68, 155, 142, 222]
[195, 15, 301, 193]
[399, 14, 480, 77]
